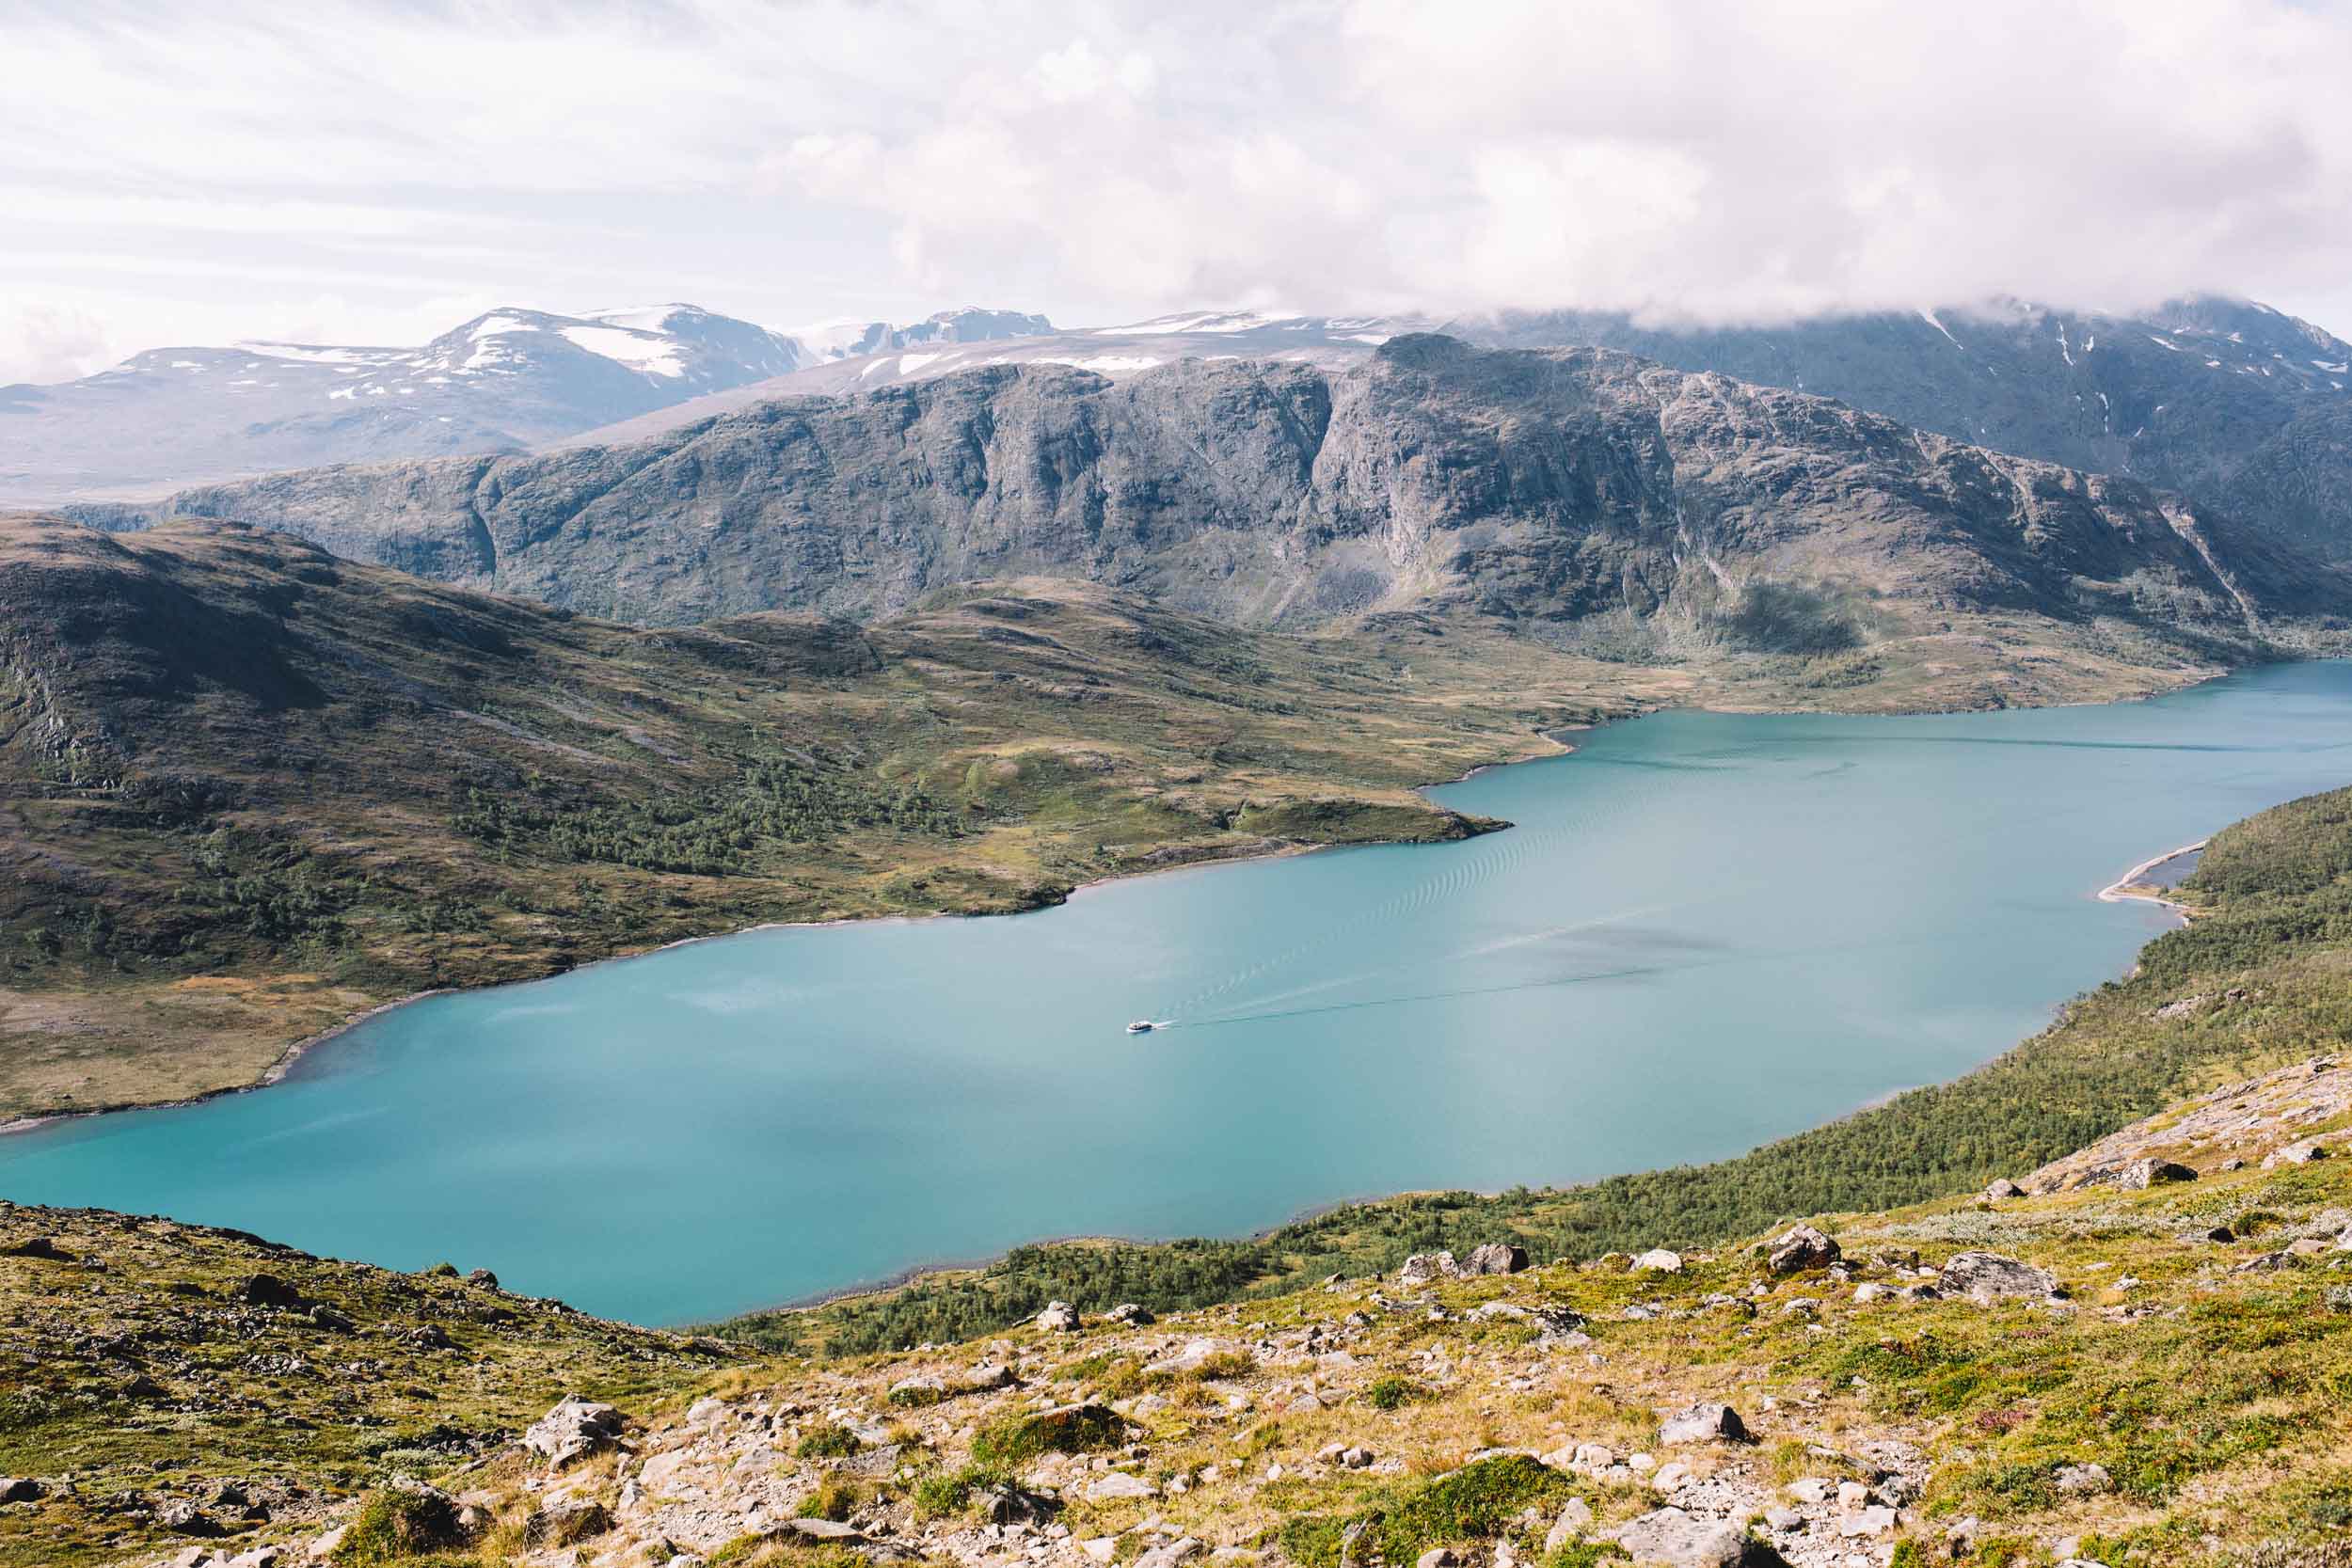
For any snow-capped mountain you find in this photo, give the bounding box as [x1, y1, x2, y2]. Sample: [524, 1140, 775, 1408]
[777, 307, 1057, 364]
[558, 310, 1422, 448]
[0, 303, 1067, 501]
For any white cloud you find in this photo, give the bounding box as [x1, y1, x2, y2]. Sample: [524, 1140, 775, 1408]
[4, 0, 2352, 385]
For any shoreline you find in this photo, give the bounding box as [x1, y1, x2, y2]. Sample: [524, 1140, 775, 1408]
[2096, 839, 2208, 920]
[0, 731, 1583, 1141]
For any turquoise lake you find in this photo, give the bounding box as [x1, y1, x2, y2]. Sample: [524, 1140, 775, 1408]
[5, 661, 2350, 1324]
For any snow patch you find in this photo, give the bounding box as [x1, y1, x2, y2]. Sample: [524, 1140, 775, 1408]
[589, 304, 694, 333]
[1918, 309, 1961, 347]
[560, 325, 687, 377]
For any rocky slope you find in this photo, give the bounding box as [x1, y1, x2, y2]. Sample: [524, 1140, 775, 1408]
[1470, 297, 2352, 568]
[8, 1060, 2349, 1568]
[120, 339, 2351, 660]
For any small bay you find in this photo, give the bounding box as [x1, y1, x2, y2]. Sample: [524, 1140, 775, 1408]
[5, 660, 2349, 1325]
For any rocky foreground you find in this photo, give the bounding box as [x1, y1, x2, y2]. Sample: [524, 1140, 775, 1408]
[12, 1059, 2347, 1568]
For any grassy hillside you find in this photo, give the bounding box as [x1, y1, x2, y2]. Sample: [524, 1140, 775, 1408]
[0, 1199, 736, 1567]
[730, 780, 2352, 1357]
[9, 1068, 2352, 1568]
[0, 515, 2233, 1121]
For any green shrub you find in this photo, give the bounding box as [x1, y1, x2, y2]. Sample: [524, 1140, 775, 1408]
[911, 1463, 1011, 1521]
[1279, 1455, 1574, 1568]
[331, 1487, 466, 1565]
[794, 1422, 863, 1459]
[796, 1473, 864, 1521]
[1364, 1376, 1432, 1411]
[970, 1403, 1127, 1467]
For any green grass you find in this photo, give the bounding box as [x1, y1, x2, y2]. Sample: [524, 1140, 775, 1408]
[968, 1403, 1129, 1468]
[1279, 1455, 1577, 1567]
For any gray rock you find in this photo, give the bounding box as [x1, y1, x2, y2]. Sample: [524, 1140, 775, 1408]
[523, 1496, 612, 1546]
[522, 1396, 624, 1467]
[1614, 1507, 1748, 1567]
[1542, 1497, 1595, 1551]
[0, 1478, 42, 1505]
[1084, 1472, 1156, 1502]
[1135, 1537, 1204, 1568]
[1838, 1505, 1898, 1537]
[1983, 1179, 2027, 1200]
[1395, 1252, 1462, 1286]
[1938, 1250, 2059, 1305]
[1035, 1301, 1081, 1332]
[2263, 1138, 2331, 1167]
[1463, 1242, 1531, 1275]
[2055, 1462, 2113, 1495]
[1630, 1248, 1683, 1274]
[1659, 1402, 1748, 1445]
[158, 1499, 220, 1536]
[1763, 1225, 1840, 1275]
[1103, 1302, 1154, 1325]
[2122, 1158, 2199, 1189]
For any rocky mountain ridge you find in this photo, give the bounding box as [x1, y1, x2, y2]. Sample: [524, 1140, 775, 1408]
[119, 338, 2350, 662]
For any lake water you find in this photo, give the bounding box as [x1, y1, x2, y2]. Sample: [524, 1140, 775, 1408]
[6, 662, 2350, 1324]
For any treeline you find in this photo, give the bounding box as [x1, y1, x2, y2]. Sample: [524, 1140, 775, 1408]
[723, 782, 2352, 1357]
[454, 747, 970, 876]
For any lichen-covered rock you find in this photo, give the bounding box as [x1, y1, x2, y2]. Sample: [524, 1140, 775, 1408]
[523, 1496, 612, 1546]
[1463, 1242, 1530, 1275]
[1762, 1225, 1839, 1274]
[1614, 1506, 1747, 1566]
[1659, 1402, 1748, 1445]
[1396, 1252, 1462, 1286]
[1939, 1251, 2059, 1305]
[522, 1396, 623, 1467]
[2122, 1158, 2198, 1189]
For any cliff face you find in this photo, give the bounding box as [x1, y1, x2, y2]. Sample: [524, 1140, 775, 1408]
[145, 338, 2335, 645]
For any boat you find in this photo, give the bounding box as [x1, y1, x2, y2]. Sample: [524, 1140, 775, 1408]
[1125, 1020, 1155, 1034]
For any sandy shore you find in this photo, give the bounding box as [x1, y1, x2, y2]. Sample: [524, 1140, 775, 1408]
[2097, 839, 2207, 919]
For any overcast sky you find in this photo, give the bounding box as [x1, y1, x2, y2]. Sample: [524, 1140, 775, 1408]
[6, 0, 2352, 385]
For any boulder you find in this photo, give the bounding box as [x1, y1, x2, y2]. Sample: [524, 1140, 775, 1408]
[523, 1497, 611, 1546]
[1136, 1537, 1204, 1568]
[159, 1499, 221, 1537]
[1035, 1301, 1081, 1332]
[1983, 1179, 2026, 1200]
[1660, 1402, 1748, 1445]
[2055, 1462, 2112, 1495]
[1463, 1242, 1531, 1275]
[2263, 1139, 2331, 1168]
[1763, 1226, 1839, 1275]
[1543, 1497, 1595, 1551]
[0, 1478, 43, 1504]
[1085, 1470, 1156, 1502]
[240, 1275, 304, 1309]
[0, 1236, 67, 1260]
[1396, 1252, 1462, 1286]
[1938, 1251, 2058, 1305]
[464, 1268, 501, 1290]
[2122, 1159, 2198, 1189]
[1630, 1248, 1683, 1274]
[1614, 1507, 1747, 1567]
[1838, 1506, 1897, 1537]
[1103, 1302, 1154, 1325]
[522, 1396, 624, 1467]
